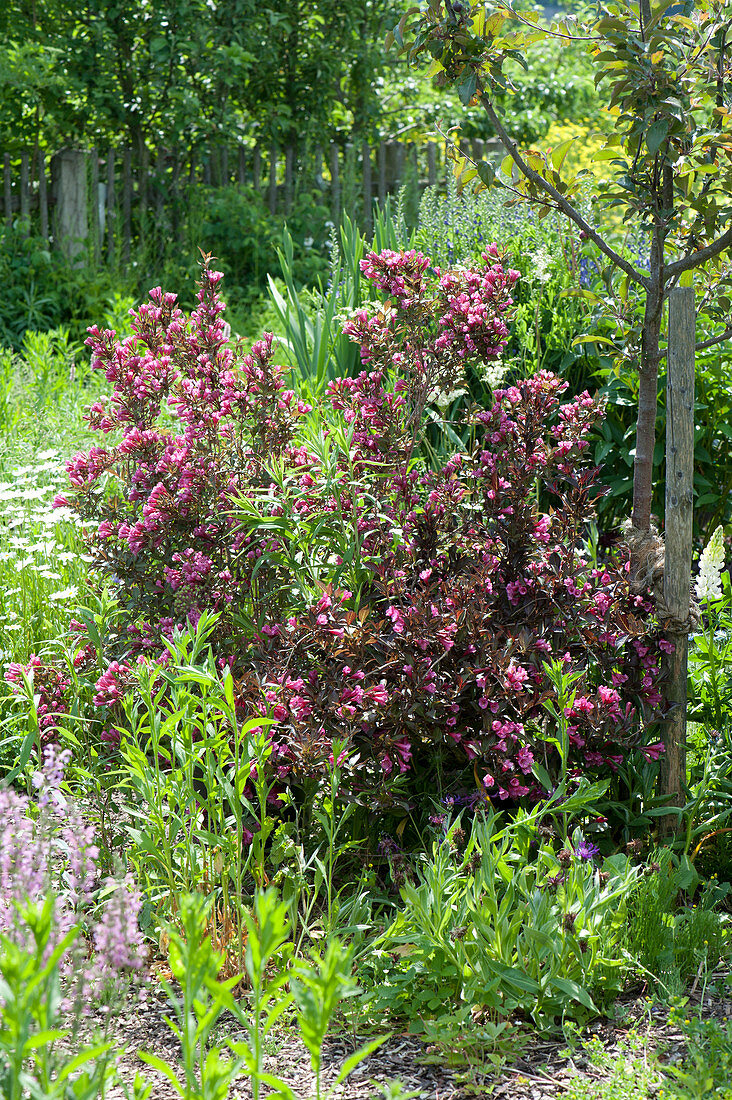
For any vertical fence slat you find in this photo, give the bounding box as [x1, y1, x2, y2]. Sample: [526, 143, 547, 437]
[155, 149, 165, 231]
[284, 145, 294, 214]
[3, 154, 11, 229]
[20, 152, 30, 231]
[362, 140, 372, 235]
[138, 144, 149, 245]
[427, 142, 437, 188]
[37, 150, 49, 241]
[268, 144, 278, 214]
[377, 141, 387, 205]
[91, 146, 101, 264]
[106, 150, 115, 265]
[330, 143, 340, 227]
[395, 143, 406, 190]
[660, 285, 696, 834]
[122, 148, 132, 265]
[171, 149, 182, 246]
[52, 149, 88, 264]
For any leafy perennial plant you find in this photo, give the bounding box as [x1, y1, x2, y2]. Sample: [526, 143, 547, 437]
[10, 251, 664, 832]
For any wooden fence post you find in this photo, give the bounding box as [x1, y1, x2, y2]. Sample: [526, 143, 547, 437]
[268, 144, 278, 214]
[3, 154, 11, 230]
[106, 150, 116, 265]
[122, 148, 132, 266]
[52, 148, 88, 264]
[362, 140, 372, 235]
[374, 141, 384, 205]
[37, 150, 49, 241]
[427, 142, 437, 188]
[20, 152, 30, 233]
[284, 145, 294, 214]
[659, 285, 695, 834]
[90, 147, 101, 264]
[330, 143, 340, 227]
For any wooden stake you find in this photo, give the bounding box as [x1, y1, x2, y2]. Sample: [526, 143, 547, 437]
[660, 285, 695, 834]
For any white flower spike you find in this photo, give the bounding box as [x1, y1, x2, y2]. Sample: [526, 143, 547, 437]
[695, 525, 726, 604]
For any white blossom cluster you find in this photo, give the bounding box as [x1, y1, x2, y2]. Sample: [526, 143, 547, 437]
[695, 524, 726, 603]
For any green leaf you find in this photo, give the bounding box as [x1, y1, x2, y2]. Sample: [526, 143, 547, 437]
[646, 118, 669, 155]
[457, 70, 477, 106]
[335, 1036, 387, 1085]
[552, 976, 597, 1012]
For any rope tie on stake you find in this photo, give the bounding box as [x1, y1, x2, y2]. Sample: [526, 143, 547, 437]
[621, 519, 700, 634]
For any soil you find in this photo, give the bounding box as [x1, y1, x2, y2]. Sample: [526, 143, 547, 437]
[67, 971, 732, 1100]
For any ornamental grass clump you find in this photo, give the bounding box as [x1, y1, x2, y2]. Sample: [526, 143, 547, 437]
[18, 251, 664, 829]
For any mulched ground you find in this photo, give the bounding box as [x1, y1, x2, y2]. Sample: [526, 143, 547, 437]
[67, 973, 732, 1099]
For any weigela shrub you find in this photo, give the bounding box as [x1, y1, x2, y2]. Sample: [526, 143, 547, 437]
[15, 251, 663, 818]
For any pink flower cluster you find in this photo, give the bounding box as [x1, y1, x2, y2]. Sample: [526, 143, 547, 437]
[6, 654, 71, 742]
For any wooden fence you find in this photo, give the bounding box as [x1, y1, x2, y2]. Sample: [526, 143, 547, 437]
[1, 137, 503, 267]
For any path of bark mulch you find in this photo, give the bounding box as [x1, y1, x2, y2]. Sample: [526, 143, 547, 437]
[74, 972, 732, 1099]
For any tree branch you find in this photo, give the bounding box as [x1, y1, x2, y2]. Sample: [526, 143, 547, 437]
[695, 328, 732, 353]
[658, 327, 732, 360]
[478, 89, 649, 288]
[666, 225, 732, 277]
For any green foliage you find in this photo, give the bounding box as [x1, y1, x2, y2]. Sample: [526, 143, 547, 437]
[201, 184, 330, 295]
[366, 805, 637, 1033]
[563, 1033, 660, 1100]
[623, 848, 730, 987]
[139, 889, 385, 1100]
[0, 0, 404, 151]
[664, 1002, 732, 1100]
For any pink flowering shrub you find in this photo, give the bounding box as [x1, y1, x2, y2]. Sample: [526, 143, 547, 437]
[15, 252, 663, 824]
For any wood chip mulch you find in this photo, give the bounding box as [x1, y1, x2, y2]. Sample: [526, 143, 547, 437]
[67, 972, 732, 1099]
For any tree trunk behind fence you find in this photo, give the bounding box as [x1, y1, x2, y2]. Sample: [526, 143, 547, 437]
[52, 148, 88, 264]
[659, 285, 695, 835]
[238, 146, 246, 187]
[252, 145, 261, 192]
